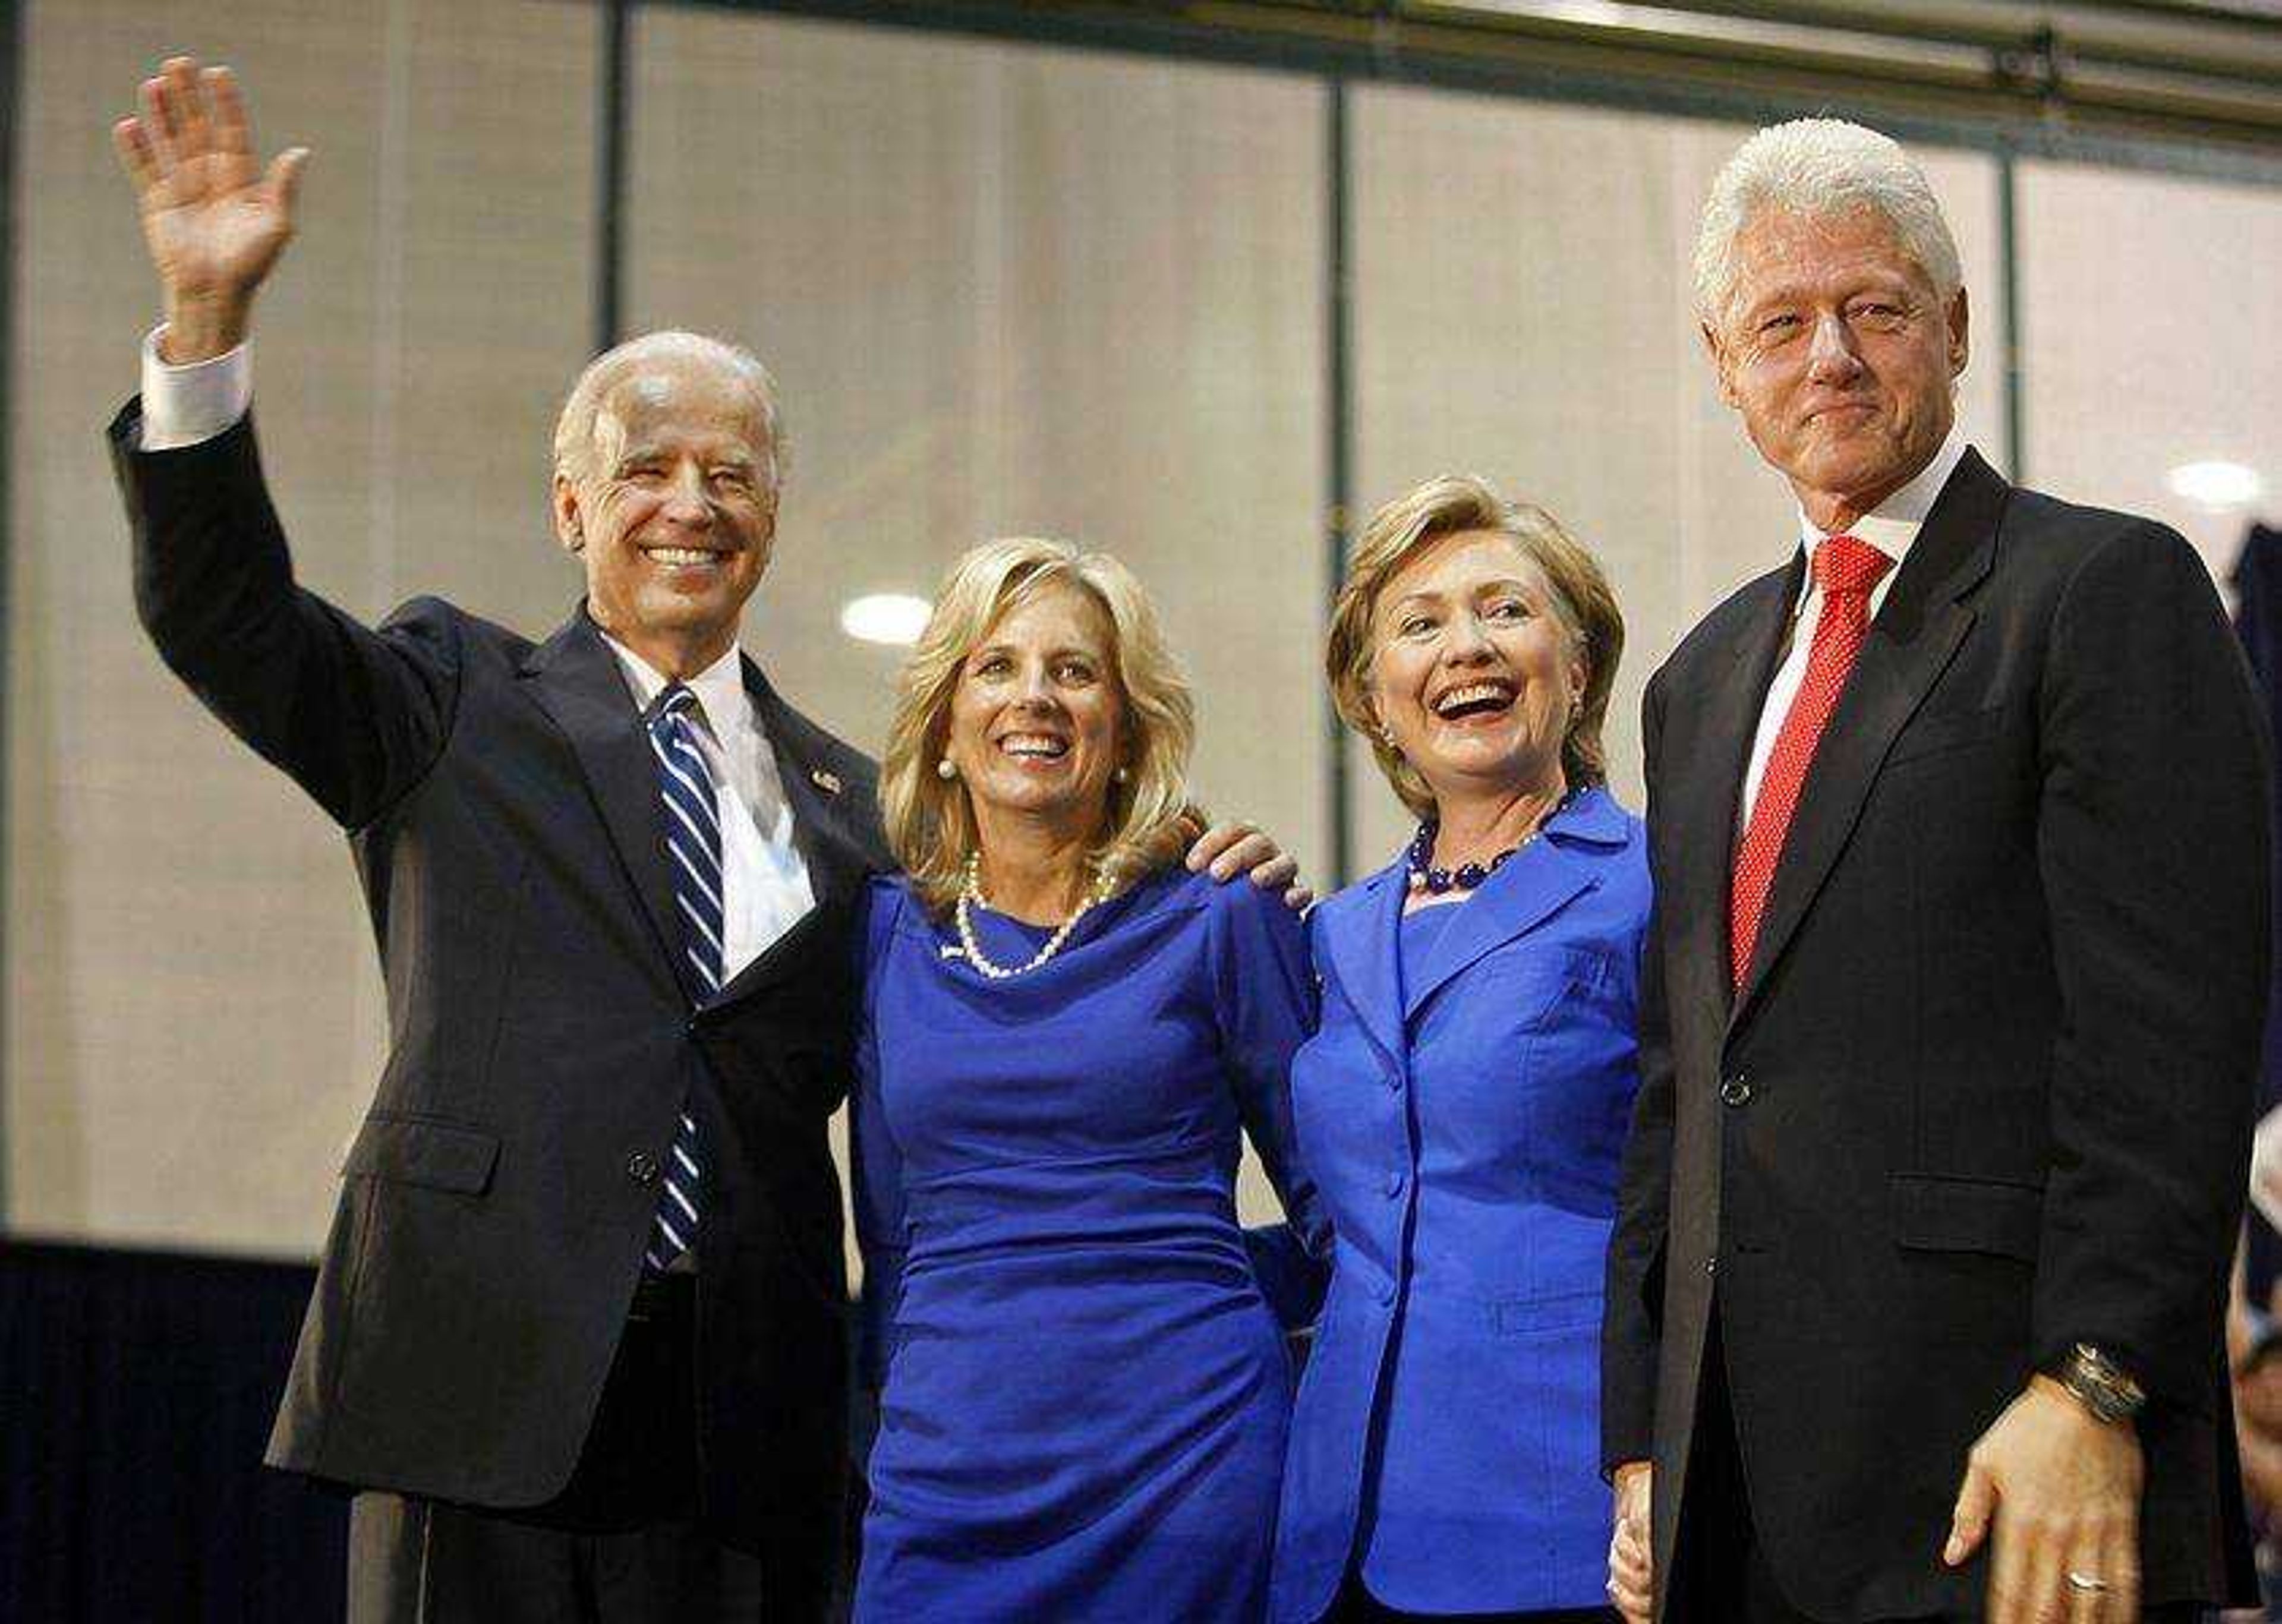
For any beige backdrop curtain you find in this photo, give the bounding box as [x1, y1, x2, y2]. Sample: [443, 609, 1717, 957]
[8, 0, 2277, 1258]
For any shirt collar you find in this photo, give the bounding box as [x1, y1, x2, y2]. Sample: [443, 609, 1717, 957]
[1792, 427, 1970, 588]
[598, 632, 751, 737]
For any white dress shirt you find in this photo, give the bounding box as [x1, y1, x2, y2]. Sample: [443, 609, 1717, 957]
[1738, 430, 1971, 826]
[137, 327, 816, 984]
[598, 638, 815, 983]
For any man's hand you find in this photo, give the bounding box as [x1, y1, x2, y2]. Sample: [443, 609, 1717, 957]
[1944, 1376, 2143, 1622]
[112, 56, 308, 362]
[1184, 820, 1310, 910]
[1608, 1459, 1653, 1623]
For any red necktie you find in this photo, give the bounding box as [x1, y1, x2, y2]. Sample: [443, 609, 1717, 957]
[1729, 534, 1893, 989]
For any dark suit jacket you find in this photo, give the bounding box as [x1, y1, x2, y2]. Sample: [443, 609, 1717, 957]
[110, 404, 889, 1614]
[1602, 448, 2270, 1620]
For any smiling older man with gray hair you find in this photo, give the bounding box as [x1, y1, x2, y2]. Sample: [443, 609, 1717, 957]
[104, 53, 1296, 1624]
[1602, 117, 2268, 1624]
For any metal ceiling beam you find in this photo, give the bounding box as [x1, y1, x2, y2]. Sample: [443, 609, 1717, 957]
[1141, 0, 2282, 153]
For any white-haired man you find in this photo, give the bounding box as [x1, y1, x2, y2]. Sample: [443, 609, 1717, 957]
[1602, 118, 2268, 1622]
[105, 57, 1292, 1622]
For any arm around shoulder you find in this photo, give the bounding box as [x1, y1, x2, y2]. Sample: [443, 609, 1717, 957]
[1210, 874, 1333, 1327]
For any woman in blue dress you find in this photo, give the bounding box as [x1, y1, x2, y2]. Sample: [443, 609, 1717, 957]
[1272, 477, 1648, 1623]
[852, 537, 1331, 1622]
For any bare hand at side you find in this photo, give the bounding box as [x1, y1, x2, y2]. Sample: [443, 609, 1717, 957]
[1608, 1459, 1653, 1623]
[1945, 1376, 2143, 1623]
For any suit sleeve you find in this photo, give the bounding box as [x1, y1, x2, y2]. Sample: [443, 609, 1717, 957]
[2032, 521, 2272, 1409]
[1603, 668, 1675, 1471]
[109, 401, 459, 831]
[850, 887, 909, 1395]
[1211, 881, 1334, 1332]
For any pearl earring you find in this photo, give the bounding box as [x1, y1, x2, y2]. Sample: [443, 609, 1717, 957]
[1114, 766, 1131, 784]
[937, 758, 957, 781]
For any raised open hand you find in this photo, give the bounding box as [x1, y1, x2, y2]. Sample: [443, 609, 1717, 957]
[112, 57, 308, 362]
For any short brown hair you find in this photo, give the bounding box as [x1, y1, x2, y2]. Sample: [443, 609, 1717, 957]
[1326, 475, 1623, 821]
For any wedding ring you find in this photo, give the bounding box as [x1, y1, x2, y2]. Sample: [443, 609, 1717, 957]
[2065, 1571, 2110, 1593]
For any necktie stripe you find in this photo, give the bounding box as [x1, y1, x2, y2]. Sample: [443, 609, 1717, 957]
[650, 736, 721, 830]
[660, 768, 721, 843]
[645, 685, 718, 1272]
[660, 782, 720, 853]
[677, 893, 726, 957]
[666, 840, 724, 913]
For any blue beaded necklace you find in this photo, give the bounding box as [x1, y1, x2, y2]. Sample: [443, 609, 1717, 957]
[1406, 787, 1578, 895]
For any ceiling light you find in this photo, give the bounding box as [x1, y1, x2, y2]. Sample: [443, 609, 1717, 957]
[840, 593, 931, 647]
[2167, 460, 2264, 510]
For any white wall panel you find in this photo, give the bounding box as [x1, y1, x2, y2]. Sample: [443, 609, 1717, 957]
[7, 0, 597, 1254]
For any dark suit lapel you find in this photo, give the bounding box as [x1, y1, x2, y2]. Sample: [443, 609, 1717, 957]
[1669, 561, 1801, 1029]
[1402, 791, 1627, 1019]
[707, 660, 877, 1008]
[519, 610, 699, 1003]
[1323, 856, 1410, 1071]
[1731, 450, 2004, 1032]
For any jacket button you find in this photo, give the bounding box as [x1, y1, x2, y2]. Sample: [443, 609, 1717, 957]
[1719, 1074, 1752, 1107]
[1385, 1068, 1403, 1093]
[1704, 1257, 1719, 1278]
[1383, 1169, 1405, 1199]
[1375, 1278, 1397, 1306]
[626, 1151, 662, 1186]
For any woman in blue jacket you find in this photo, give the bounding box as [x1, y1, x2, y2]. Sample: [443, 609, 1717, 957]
[1274, 476, 1647, 1622]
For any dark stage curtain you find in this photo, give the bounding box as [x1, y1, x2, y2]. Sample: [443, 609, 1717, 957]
[0, 1240, 346, 1623]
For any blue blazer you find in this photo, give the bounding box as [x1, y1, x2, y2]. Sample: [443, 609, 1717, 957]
[1271, 787, 1650, 1621]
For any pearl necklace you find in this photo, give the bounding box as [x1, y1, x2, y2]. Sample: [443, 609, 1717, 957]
[953, 852, 1113, 980]
[1407, 788, 1577, 895]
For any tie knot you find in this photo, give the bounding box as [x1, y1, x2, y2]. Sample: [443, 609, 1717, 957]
[655, 683, 700, 725]
[1813, 534, 1892, 600]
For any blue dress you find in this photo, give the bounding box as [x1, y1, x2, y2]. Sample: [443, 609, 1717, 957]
[1271, 786, 1650, 1620]
[853, 865, 1329, 1622]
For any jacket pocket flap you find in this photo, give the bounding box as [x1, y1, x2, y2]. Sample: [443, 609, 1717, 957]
[1887, 704, 2005, 767]
[343, 1115, 500, 1194]
[1892, 1172, 2042, 1261]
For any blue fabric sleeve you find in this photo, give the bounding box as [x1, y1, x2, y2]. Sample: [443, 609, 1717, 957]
[850, 884, 909, 1394]
[1208, 880, 1333, 1332]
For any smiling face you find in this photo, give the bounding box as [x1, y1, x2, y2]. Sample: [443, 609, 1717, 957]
[552, 350, 777, 677]
[1367, 528, 1584, 810]
[1707, 206, 1968, 532]
[943, 579, 1128, 845]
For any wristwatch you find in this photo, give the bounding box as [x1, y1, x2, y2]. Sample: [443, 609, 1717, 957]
[2053, 1342, 2146, 1424]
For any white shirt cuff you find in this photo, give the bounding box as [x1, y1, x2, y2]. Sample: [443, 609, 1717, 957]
[139, 324, 252, 450]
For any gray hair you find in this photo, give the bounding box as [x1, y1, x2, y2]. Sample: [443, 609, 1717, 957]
[551, 330, 787, 497]
[1694, 118, 1962, 326]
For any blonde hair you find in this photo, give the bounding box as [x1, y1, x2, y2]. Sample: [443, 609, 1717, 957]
[882, 538, 1197, 912]
[1326, 475, 1622, 821]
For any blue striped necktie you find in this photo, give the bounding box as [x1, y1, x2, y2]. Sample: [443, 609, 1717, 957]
[645, 683, 718, 1271]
